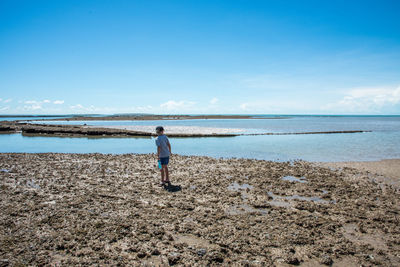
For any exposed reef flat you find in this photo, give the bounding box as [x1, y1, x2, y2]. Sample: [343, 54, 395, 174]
[0, 121, 370, 138]
[0, 153, 399, 266]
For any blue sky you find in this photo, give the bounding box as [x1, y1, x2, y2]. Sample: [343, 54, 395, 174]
[0, 0, 399, 115]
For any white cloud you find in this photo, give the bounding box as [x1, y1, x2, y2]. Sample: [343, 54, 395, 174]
[323, 85, 400, 113]
[69, 104, 100, 112]
[131, 105, 154, 113]
[70, 104, 84, 110]
[0, 98, 2, 102]
[239, 102, 269, 112]
[210, 97, 219, 105]
[160, 100, 196, 111]
[239, 103, 249, 110]
[31, 105, 42, 110]
[0, 106, 10, 111]
[24, 99, 64, 105]
[19, 100, 49, 112]
[23, 104, 42, 110]
[237, 101, 307, 113]
[4, 99, 12, 103]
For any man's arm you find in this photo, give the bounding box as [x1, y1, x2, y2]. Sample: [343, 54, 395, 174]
[157, 146, 161, 159]
[168, 142, 171, 154]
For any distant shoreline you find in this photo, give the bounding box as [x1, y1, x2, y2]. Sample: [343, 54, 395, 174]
[19, 114, 286, 121]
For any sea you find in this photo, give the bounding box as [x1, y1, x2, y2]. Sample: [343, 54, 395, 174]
[1, 115, 399, 162]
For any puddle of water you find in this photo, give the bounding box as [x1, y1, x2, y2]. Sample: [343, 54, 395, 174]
[174, 234, 217, 249]
[226, 183, 268, 215]
[227, 182, 253, 200]
[27, 179, 40, 189]
[267, 191, 334, 206]
[281, 176, 307, 183]
[289, 195, 329, 203]
[227, 182, 253, 191]
[268, 200, 292, 208]
[342, 223, 388, 250]
[0, 168, 10, 173]
[226, 204, 268, 215]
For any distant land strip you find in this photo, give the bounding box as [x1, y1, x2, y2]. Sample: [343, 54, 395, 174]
[12, 114, 288, 121]
[0, 122, 371, 137]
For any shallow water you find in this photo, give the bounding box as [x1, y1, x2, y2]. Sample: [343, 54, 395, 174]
[1, 115, 400, 162]
[267, 191, 334, 206]
[281, 176, 307, 183]
[0, 130, 399, 162]
[226, 204, 268, 215]
[227, 182, 254, 191]
[28, 115, 400, 133]
[0, 116, 72, 121]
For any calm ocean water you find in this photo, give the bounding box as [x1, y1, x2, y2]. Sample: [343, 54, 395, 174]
[1, 115, 399, 162]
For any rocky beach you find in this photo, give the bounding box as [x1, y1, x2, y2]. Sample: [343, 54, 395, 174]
[0, 153, 399, 266]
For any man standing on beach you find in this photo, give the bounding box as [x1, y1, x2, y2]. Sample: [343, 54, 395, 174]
[155, 126, 171, 186]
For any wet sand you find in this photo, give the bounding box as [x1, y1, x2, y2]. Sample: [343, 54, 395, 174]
[1, 153, 399, 266]
[318, 159, 400, 180]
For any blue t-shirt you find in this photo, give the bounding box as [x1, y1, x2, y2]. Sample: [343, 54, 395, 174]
[155, 134, 170, 158]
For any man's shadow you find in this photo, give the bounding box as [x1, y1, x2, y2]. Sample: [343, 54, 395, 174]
[163, 183, 182, 192]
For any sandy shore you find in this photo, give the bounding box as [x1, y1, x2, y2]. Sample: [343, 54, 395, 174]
[0, 153, 399, 266]
[317, 159, 400, 189]
[318, 159, 400, 180]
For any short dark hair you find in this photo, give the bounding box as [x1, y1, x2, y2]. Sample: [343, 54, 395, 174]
[156, 126, 164, 132]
